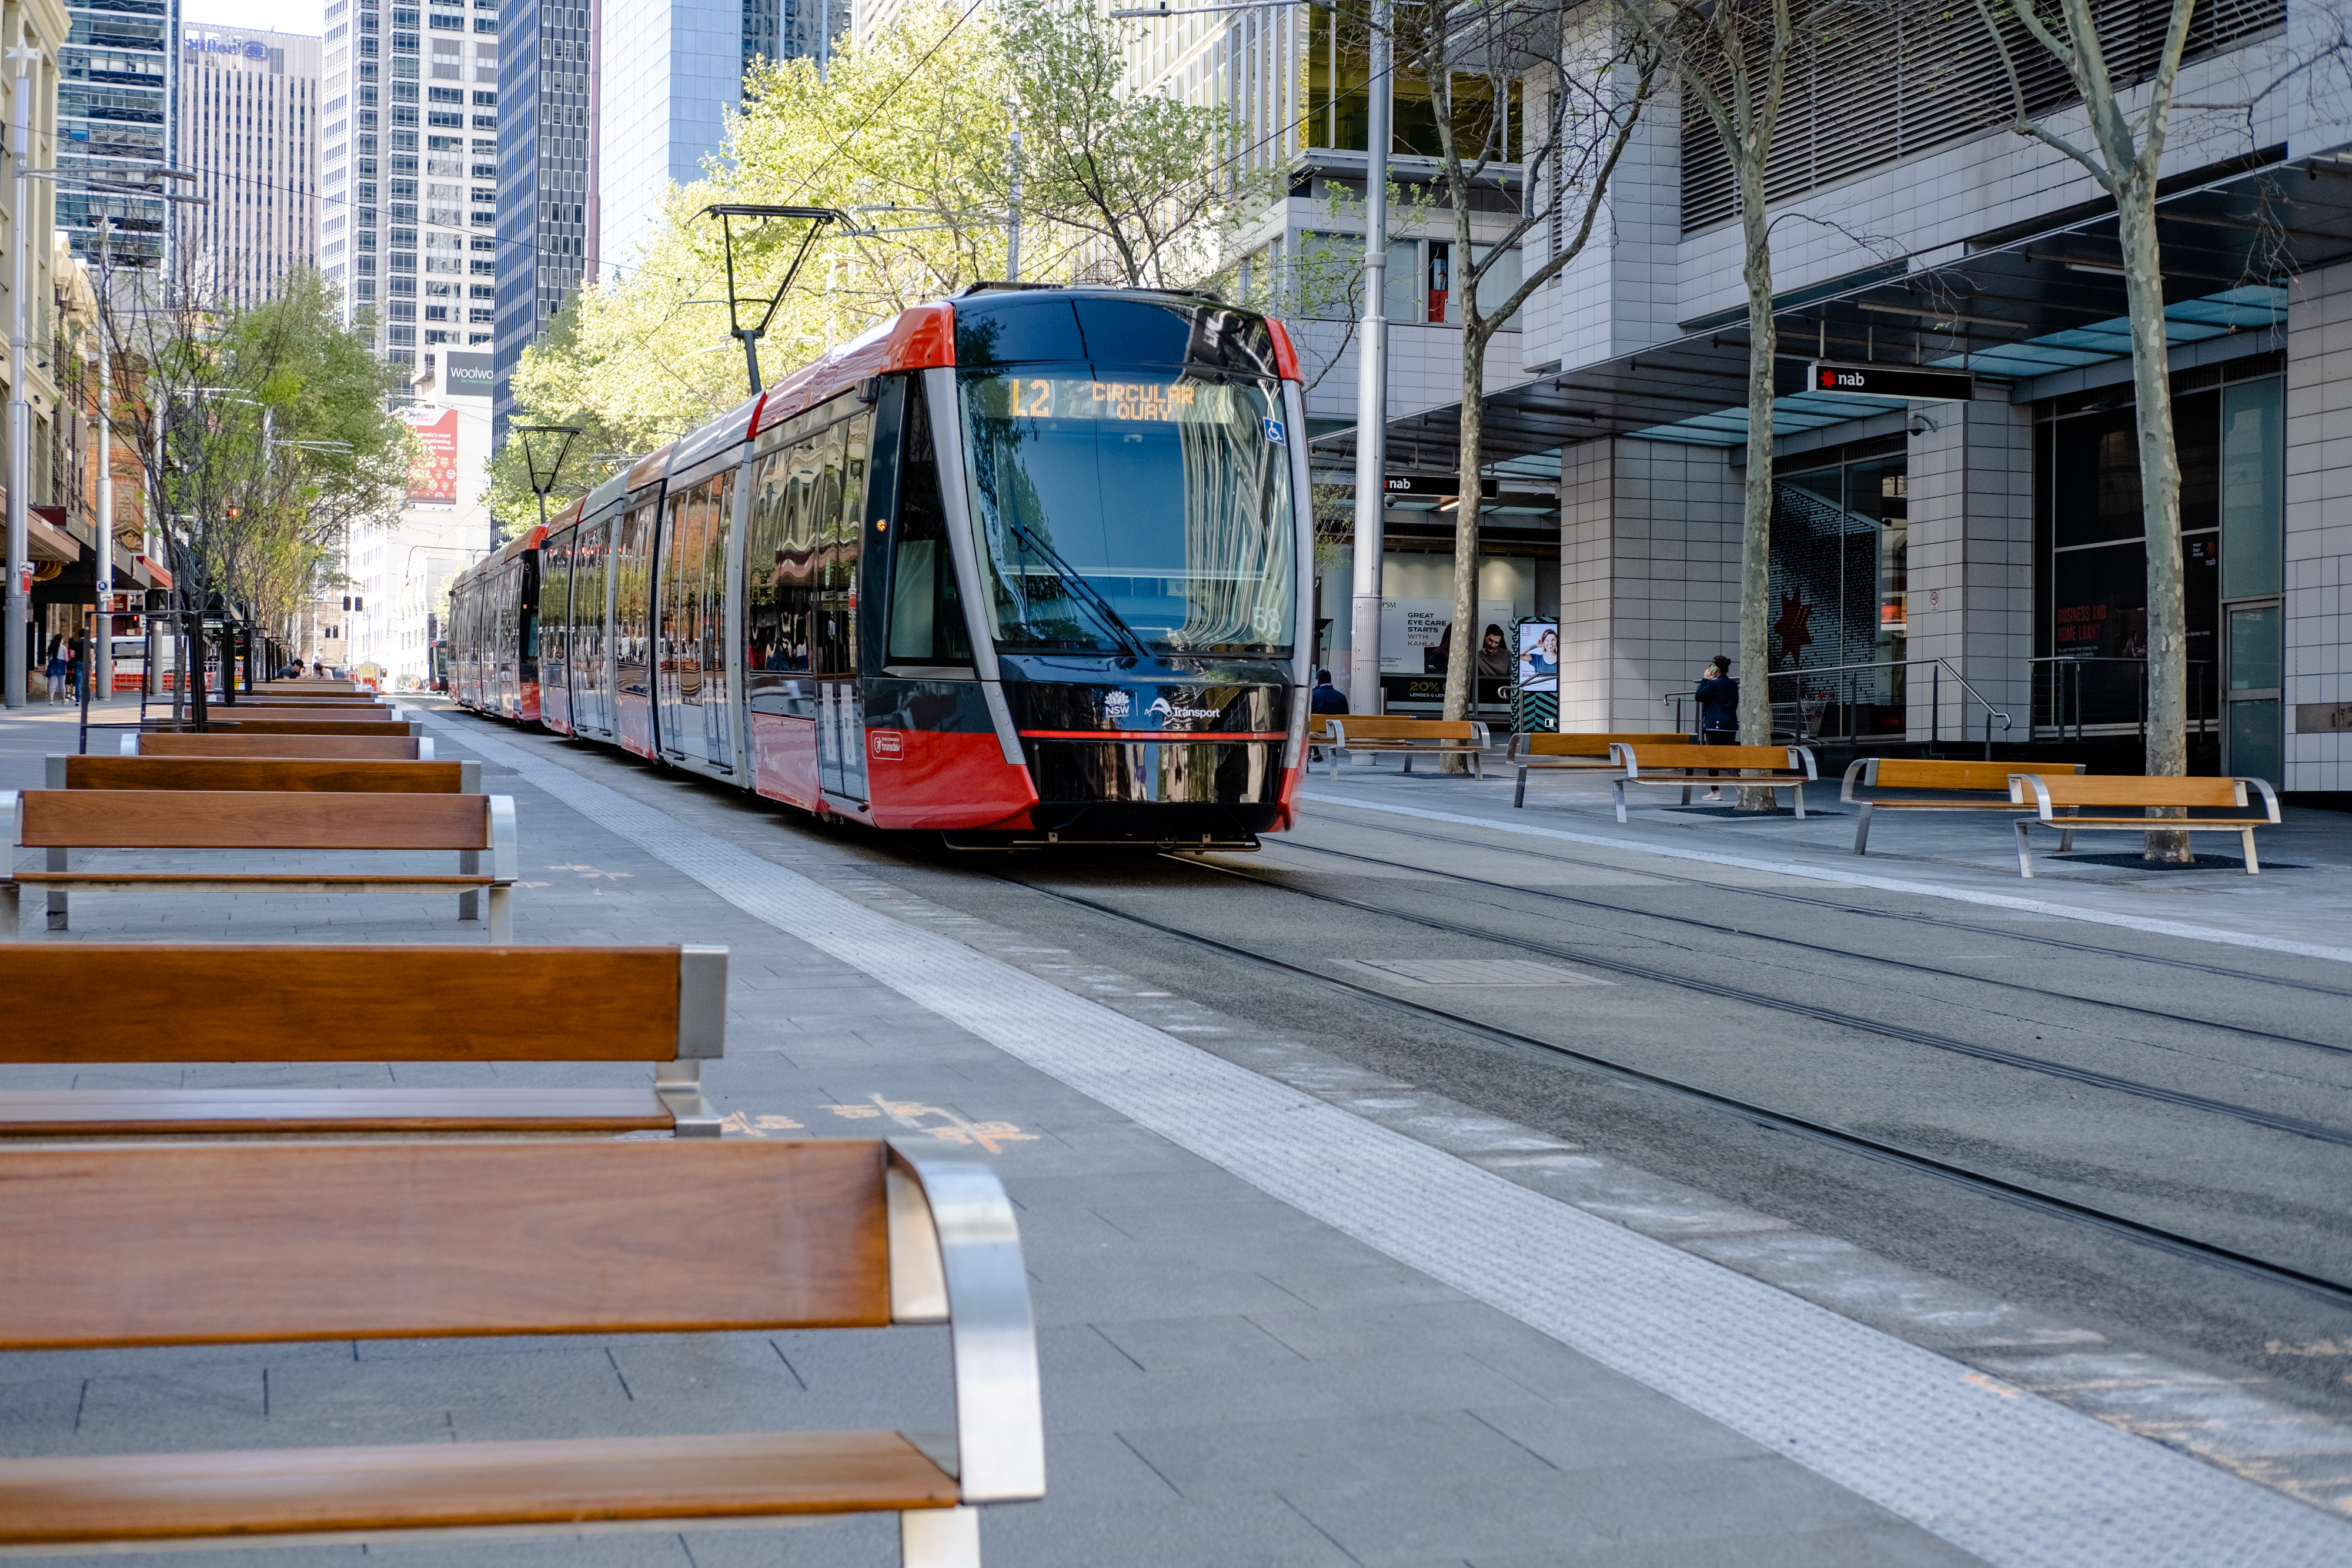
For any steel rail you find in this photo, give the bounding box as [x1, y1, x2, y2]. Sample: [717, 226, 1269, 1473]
[1265, 834, 2352, 1063]
[1158, 855, 2352, 1148]
[994, 872, 2352, 1310]
[1298, 805, 2352, 1002]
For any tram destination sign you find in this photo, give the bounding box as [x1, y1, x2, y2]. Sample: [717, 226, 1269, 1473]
[1808, 361, 1975, 401]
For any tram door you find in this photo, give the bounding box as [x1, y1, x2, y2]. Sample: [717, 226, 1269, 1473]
[813, 412, 873, 801]
[570, 516, 613, 738]
[540, 529, 573, 730]
[656, 474, 735, 770]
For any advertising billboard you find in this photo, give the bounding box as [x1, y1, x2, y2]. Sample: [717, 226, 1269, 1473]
[405, 410, 459, 506]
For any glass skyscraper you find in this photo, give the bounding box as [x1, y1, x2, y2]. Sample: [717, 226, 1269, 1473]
[320, 0, 500, 370]
[60, 0, 179, 265]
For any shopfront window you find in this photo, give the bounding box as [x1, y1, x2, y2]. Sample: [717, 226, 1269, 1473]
[1769, 449, 1908, 736]
[2036, 366, 2280, 775]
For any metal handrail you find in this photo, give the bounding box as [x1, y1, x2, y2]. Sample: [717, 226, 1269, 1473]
[1665, 656, 2013, 757]
[2027, 655, 2212, 744]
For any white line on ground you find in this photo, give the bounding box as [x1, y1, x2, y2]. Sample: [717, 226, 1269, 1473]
[436, 718, 2352, 1567]
[1301, 790, 2352, 967]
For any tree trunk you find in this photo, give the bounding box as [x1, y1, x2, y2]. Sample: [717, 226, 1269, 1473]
[1441, 323, 1486, 773]
[2116, 183, 2190, 861]
[1735, 155, 1779, 812]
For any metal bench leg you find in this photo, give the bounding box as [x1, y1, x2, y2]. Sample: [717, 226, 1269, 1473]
[902, 1506, 981, 1568]
[459, 850, 480, 921]
[0, 881, 17, 940]
[1512, 768, 1526, 808]
[2243, 826, 2260, 875]
[2014, 820, 2036, 878]
[45, 848, 65, 930]
[1852, 803, 1874, 855]
[1679, 785, 1692, 805]
[1613, 780, 1629, 824]
[1792, 783, 1806, 820]
[1402, 753, 1412, 774]
[486, 884, 514, 942]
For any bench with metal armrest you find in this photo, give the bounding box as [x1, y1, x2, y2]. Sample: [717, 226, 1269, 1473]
[0, 1136, 1041, 1567]
[1840, 757, 2087, 856]
[1327, 717, 1491, 778]
[1608, 743, 1818, 823]
[123, 731, 437, 759]
[2009, 773, 2280, 877]
[0, 788, 517, 939]
[1505, 732, 1690, 808]
[0, 942, 724, 1138]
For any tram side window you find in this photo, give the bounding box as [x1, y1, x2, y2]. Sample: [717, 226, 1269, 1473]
[746, 442, 814, 699]
[616, 502, 655, 682]
[812, 419, 857, 677]
[886, 381, 971, 665]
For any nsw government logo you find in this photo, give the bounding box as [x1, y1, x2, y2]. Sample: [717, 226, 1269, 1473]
[1101, 689, 1132, 720]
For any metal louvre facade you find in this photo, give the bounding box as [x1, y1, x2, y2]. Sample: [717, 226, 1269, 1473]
[1678, 0, 2284, 235]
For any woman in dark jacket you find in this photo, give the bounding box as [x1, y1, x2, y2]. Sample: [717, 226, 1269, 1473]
[1695, 657, 1738, 800]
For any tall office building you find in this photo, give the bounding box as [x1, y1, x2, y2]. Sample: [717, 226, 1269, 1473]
[488, 0, 593, 437]
[176, 28, 320, 307]
[320, 0, 500, 370]
[59, 0, 179, 264]
[593, 0, 840, 273]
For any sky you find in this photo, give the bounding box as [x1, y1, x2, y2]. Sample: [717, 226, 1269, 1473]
[183, 0, 328, 37]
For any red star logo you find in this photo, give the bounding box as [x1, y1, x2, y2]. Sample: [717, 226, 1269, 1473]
[1771, 588, 1813, 669]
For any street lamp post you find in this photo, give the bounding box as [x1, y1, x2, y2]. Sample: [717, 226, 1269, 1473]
[696, 205, 847, 392]
[3, 29, 35, 708]
[1347, 0, 1392, 717]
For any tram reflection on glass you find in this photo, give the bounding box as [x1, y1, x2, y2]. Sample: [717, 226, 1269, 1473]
[447, 286, 1314, 845]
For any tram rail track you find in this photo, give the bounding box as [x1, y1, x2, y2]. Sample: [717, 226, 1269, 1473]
[1264, 834, 2352, 1063]
[993, 870, 2352, 1311]
[1152, 854, 2352, 1150]
[1297, 803, 2352, 1003]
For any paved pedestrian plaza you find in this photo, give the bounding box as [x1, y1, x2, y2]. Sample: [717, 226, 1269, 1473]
[6, 698, 2352, 1567]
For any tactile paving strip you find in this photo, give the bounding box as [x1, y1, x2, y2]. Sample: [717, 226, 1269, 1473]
[436, 717, 2352, 1568]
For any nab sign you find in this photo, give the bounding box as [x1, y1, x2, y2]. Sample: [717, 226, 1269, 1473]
[1808, 362, 1975, 402]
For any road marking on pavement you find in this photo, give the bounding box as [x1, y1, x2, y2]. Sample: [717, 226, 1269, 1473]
[432, 716, 2352, 1568]
[1302, 790, 2352, 967]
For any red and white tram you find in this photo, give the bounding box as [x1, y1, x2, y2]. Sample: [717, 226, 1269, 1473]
[449, 286, 1313, 845]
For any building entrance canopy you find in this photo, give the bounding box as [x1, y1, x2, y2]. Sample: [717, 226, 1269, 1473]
[1315, 149, 2352, 473]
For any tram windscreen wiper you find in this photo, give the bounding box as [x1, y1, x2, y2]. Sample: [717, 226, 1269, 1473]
[997, 516, 1152, 658]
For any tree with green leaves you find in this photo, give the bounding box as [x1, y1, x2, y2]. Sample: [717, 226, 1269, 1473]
[1401, 0, 1658, 755]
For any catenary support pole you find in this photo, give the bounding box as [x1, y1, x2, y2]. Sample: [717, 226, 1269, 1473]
[91, 222, 111, 706]
[1346, 0, 1391, 717]
[2, 27, 32, 709]
[1007, 125, 1022, 283]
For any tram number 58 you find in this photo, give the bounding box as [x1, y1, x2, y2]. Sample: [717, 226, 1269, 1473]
[1251, 606, 1283, 637]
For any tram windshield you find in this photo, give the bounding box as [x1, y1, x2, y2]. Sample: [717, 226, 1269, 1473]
[959, 370, 1296, 656]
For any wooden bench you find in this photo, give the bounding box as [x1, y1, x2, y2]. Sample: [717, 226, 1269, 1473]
[0, 788, 517, 939]
[1839, 757, 2087, 857]
[125, 731, 437, 760]
[1609, 743, 1819, 823]
[141, 716, 424, 737]
[1326, 717, 1491, 778]
[2010, 773, 2281, 877]
[0, 942, 723, 1136]
[54, 754, 477, 794]
[0, 1137, 1041, 1564]
[1506, 732, 1690, 808]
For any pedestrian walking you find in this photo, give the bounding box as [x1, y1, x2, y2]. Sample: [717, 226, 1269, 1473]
[43, 638, 66, 705]
[1695, 656, 1739, 801]
[1309, 668, 1349, 716]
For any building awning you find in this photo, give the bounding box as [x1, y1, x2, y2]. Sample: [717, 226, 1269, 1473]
[25, 509, 78, 565]
[133, 554, 171, 590]
[1311, 145, 2352, 475]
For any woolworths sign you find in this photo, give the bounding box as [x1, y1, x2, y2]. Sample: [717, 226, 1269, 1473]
[444, 352, 493, 399]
